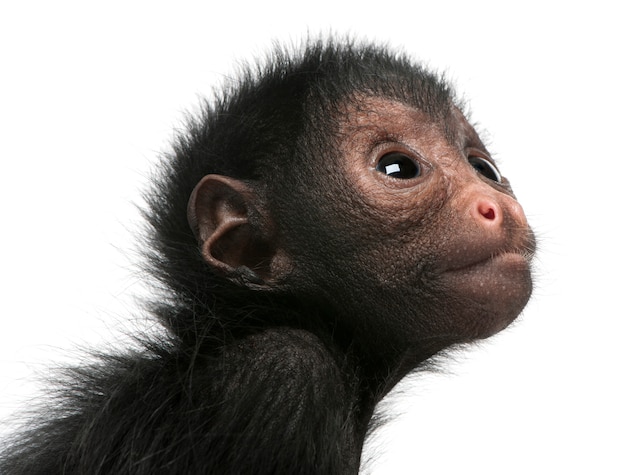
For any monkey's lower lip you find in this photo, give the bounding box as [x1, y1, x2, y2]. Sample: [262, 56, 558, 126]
[445, 251, 532, 273]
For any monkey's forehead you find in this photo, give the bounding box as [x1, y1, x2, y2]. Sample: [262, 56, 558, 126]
[337, 96, 484, 151]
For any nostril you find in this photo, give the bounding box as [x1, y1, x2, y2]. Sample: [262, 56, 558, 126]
[476, 200, 499, 221]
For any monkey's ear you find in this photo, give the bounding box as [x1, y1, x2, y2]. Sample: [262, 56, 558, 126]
[187, 175, 277, 287]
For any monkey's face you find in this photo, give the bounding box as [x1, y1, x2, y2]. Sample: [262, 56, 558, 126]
[189, 94, 534, 365]
[289, 97, 535, 355]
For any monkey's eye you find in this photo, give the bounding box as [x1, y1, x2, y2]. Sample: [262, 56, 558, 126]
[468, 156, 502, 183]
[376, 152, 421, 179]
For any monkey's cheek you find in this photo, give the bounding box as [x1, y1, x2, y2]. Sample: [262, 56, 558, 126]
[443, 253, 533, 336]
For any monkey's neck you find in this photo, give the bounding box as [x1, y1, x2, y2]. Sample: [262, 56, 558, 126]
[347, 336, 451, 440]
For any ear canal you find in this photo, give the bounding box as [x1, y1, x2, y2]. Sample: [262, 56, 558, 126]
[187, 175, 274, 285]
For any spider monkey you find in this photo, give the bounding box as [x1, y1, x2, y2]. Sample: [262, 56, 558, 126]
[0, 37, 534, 474]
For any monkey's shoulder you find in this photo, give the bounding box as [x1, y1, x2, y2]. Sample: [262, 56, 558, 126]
[212, 328, 350, 401]
[0, 333, 355, 474]
[187, 328, 358, 473]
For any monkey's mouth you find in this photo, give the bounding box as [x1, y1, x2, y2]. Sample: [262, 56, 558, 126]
[446, 250, 533, 274]
[442, 228, 536, 275]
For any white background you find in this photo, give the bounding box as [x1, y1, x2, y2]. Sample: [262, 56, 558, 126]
[1, 1, 624, 473]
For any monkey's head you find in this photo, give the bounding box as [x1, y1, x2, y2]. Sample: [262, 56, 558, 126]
[149, 38, 534, 377]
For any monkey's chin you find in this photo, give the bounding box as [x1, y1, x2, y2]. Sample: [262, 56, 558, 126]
[442, 252, 533, 337]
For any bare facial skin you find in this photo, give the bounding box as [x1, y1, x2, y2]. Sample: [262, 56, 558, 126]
[297, 97, 535, 370]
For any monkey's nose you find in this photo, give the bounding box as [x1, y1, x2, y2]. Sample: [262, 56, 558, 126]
[472, 194, 528, 229]
[473, 198, 502, 226]
[476, 199, 498, 221]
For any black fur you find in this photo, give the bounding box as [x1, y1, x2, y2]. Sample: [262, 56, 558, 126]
[1, 37, 458, 474]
